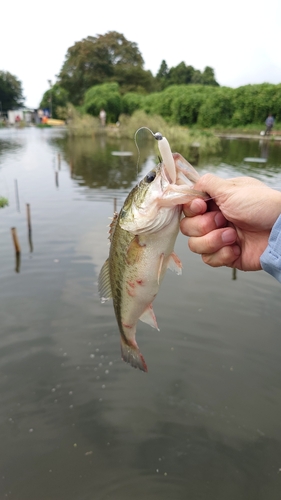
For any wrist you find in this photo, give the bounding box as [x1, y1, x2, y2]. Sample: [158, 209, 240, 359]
[271, 190, 281, 227]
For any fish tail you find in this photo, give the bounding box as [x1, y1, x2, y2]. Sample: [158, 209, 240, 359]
[120, 336, 148, 372]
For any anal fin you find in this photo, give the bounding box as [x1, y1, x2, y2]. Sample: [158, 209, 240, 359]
[139, 304, 159, 330]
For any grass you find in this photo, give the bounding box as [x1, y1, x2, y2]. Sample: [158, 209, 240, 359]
[66, 105, 100, 136]
[0, 197, 8, 208]
[211, 122, 281, 135]
[66, 109, 221, 158]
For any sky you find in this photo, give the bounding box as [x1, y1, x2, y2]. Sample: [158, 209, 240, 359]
[1, 0, 281, 109]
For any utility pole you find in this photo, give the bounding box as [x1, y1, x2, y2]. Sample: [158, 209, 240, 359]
[47, 79, 52, 118]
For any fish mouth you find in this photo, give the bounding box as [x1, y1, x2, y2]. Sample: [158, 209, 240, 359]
[173, 153, 201, 186]
[160, 153, 208, 202]
[161, 153, 200, 188]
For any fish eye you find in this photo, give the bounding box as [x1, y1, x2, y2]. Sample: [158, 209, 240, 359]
[145, 170, 156, 183]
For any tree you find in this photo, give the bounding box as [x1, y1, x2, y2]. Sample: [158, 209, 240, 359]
[168, 62, 195, 85]
[58, 31, 145, 105]
[191, 69, 203, 84]
[113, 65, 156, 94]
[40, 84, 69, 119]
[156, 60, 169, 80]
[155, 61, 219, 89]
[202, 66, 219, 86]
[0, 71, 24, 111]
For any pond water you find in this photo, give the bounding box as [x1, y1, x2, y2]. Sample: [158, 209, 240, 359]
[0, 127, 281, 500]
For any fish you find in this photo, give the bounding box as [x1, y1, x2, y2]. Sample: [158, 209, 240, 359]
[98, 135, 207, 372]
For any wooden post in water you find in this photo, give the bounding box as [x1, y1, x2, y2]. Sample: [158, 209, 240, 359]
[14, 179, 20, 212]
[26, 203, 33, 252]
[11, 227, 21, 253]
[232, 268, 237, 280]
[55, 171, 59, 187]
[114, 197, 117, 213]
[58, 153, 61, 170]
[11, 227, 21, 272]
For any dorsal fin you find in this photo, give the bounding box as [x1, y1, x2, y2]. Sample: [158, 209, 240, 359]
[108, 212, 119, 242]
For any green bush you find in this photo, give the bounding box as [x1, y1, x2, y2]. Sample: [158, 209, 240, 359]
[122, 92, 144, 115]
[80, 81, 281, 129]
[83, 82, 122, 122]
[198, 87, 234, 127]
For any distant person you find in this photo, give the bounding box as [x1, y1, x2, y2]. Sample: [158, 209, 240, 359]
[38, 109, 43, 123]
[265, 114, 274, 135]
[99, 109, 106, 127]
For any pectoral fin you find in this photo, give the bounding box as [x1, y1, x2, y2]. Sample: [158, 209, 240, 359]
[157, 253, 165, 284]
[139, 304, 159, 331]
[126, 236, 145, 265]
[168, 252, 182, 275]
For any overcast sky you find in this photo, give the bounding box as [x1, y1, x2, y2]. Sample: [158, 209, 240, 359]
[1, 0, 281, 109]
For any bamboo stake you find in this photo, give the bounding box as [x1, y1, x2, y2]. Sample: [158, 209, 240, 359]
[114, 197, 117, 213]
[11, 227, 21, 254]
[26, 204, 31, 232]
[26, 203, 33, 252]
[14, 179, 20, 212]
[15, 252, 20, 273]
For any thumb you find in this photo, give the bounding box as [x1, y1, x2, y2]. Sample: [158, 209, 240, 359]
[193, 173, 227, 201]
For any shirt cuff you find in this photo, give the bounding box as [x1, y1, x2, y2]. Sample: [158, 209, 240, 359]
[260, 214, 281, 283]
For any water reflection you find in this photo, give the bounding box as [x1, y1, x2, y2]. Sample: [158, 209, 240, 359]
[0, 128, 281, 500]
[53, 135, 155, 190]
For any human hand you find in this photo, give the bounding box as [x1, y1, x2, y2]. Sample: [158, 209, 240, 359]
[180, 174, 281, 271]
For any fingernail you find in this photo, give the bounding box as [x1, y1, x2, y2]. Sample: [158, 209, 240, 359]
[233, 245, 241, 256]
[190, 199, 203, 214]
[214, 212, 226, 227]
[222, 229, 236, 244]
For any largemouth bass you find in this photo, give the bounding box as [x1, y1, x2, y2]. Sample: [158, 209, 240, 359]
[99, 134, 207, 372]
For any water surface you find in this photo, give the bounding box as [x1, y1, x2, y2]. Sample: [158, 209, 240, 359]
[0, 128, 281, 499]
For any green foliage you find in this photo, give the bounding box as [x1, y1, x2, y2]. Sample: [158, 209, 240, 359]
[122, 92, 144, 115]
[170, 85, 211, 125]
[202, 66, 219, 86]
[155, 61, 219, 89]
[197, 87, 234, 127]
[0, 71, 24, 111]
[83, 82, 122, 122]
[0, 196, 8, 208]
[58, 31, 145, 105]
[117, 110, 220, 157]
[113, 65, 157, 94]
[142, 86, 183, 120]
[231, 83, 281, 126]
[40, 84, 69, 119]
[168, 62, 194, 85]
[122, 83, 281, 129]
[67, 105, 99, 136]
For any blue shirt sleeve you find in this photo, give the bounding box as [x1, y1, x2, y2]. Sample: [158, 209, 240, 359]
[260, 214, 281, 283]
